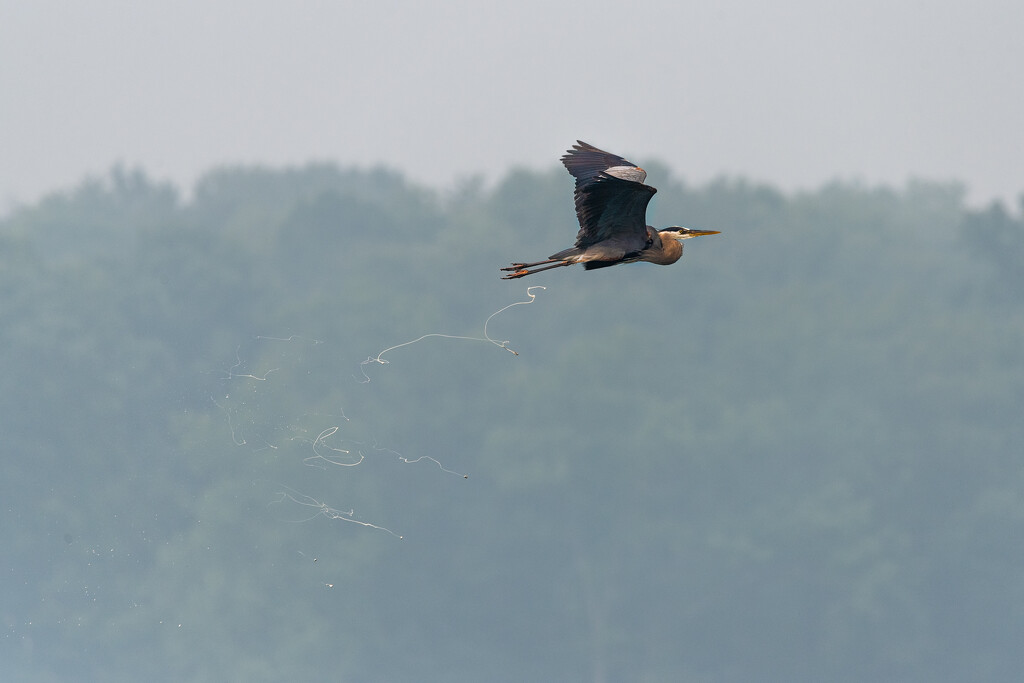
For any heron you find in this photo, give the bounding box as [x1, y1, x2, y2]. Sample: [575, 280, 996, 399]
[501, 141, 720, 279]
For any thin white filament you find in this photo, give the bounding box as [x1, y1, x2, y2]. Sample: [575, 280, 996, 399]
[359, 285, 545, 382]
[270, 485, 402, 539]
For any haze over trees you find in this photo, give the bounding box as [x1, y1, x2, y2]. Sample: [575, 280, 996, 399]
[2, 161, 1022, 681]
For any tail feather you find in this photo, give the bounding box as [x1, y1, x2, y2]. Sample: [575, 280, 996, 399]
[548, 247, 583, 261]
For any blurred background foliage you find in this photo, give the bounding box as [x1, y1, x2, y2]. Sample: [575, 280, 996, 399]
[2, 161, 1022, 681]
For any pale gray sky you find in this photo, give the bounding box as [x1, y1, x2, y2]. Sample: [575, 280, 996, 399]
[3, 0, 1022, 212]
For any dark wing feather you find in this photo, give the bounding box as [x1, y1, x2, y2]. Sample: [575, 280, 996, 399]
[561, 141, 646, 187]
[572, 175, 657, 250]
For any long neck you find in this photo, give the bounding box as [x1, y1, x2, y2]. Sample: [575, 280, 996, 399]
[643, 234, 682, 265]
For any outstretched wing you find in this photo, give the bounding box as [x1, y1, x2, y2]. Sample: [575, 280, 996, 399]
[561, 141, 656, 250]
[561, 141, 647, 187]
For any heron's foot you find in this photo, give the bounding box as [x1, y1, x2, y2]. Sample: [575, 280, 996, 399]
[501, 269, 530, 280]
[500, 263, 527, 271]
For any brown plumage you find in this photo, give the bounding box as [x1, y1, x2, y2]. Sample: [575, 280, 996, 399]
[501, 141, 719, 279]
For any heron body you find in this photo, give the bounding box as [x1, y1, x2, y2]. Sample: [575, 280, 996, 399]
[501, 141, 719, 279]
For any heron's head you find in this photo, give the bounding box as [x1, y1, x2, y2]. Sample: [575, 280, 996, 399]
[661, 226, 721, 241]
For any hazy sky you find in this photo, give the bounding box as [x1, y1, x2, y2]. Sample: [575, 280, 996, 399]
[3, 0, 1022, 212]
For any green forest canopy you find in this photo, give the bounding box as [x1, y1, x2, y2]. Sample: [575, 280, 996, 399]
[2, 163, 1022, 681]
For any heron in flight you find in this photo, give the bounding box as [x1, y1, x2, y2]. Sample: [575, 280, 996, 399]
[501, 141, 720, 279]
